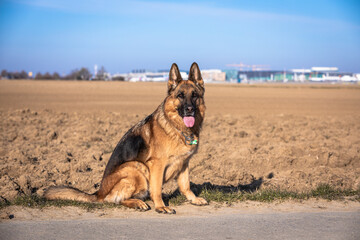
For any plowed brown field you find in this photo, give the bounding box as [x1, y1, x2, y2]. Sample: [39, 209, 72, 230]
[1, 80, 359, 200]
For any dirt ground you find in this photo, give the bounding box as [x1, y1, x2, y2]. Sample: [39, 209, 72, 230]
[1, 199, 360, 222]
[0, 80, 359, 215]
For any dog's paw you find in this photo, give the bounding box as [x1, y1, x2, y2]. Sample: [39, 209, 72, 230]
[121, 199, 151, 211]
[155, 206, 176, 214]
[190, 197, 208, 206]
[133, 200, 151, 211]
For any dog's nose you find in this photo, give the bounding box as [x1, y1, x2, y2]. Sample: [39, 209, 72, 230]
[186, 106, 193, 113]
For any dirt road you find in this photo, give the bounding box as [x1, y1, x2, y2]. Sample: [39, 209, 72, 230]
[1, 210, 359, 240]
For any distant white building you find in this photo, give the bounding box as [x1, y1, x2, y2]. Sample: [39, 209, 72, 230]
[291, 69, 311, 82]
[289, 67, 359, 82]
[309, 67, 359, 82]
[311, 67, 338, 72]
[201, 69, 226, 82]
[341, 75, 358, 82]
[121, 71, 188, 82]
[109, 66, 359, 83]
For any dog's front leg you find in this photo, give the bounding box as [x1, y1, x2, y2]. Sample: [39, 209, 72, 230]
[149, 160, 176, 214]
[177, 163, 208, 206]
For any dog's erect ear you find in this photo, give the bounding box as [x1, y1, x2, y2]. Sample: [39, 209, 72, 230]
[188, 62, 204, 90]
[167, 63, 183, 94]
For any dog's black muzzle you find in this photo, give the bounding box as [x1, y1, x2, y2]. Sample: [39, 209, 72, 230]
[178, 104, 196, 118]
[184, 104, 196, 117]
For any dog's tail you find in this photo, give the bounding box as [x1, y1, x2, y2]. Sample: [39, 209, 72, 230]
[44, 186, 97, 202]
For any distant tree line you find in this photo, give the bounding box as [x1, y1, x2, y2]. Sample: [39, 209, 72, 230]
[34, 72, 61, 80]
[62, 68, 92, 80]
[1, 67, 93, 80]
[1, 70, 29, 79]
[1, 66, 124, 81]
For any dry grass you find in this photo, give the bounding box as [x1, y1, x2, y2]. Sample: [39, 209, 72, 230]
[1, 185, 358, 210]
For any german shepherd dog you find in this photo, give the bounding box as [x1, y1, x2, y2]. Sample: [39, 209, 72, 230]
[44, 62, 207, 214]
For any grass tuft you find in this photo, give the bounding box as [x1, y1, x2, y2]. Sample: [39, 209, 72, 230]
[310, 184, 358, 200]
[168, 195, 187, 206]
[197, 184, 359, 204]
[0, 195, 123, 210]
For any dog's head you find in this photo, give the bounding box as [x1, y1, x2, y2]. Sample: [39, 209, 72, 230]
[165, 62, 205, 129]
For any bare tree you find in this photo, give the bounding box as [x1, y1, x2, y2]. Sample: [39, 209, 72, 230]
[43, 72, 52, 80]
[66, 68, 92, 80]
[19, 70, 28, 79]
[52, 72, 61, 80]
[93, 66, 109, 80]
[1, 70, 8, 78]
[35, 72, 43, 80]
[77, 67, 92, 80]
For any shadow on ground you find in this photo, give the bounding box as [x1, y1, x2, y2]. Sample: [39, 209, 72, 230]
[163, 175, 267, 204]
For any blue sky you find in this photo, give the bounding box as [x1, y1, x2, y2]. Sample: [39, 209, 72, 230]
[0, 0, 359, 75]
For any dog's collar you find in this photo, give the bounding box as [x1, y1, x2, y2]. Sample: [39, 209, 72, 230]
[181, 132, 198, 145]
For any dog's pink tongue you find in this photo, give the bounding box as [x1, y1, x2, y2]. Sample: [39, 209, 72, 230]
[183, 116, 195, 128]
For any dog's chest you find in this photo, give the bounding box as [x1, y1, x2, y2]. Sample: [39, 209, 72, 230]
[163, 146, 197, 182]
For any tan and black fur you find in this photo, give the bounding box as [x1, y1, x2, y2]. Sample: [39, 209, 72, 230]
[44, 62, 207, 214]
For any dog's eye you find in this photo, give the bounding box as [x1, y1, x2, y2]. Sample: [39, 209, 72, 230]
[177, 92, 185, 99]
[192, 92, 198, 99]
